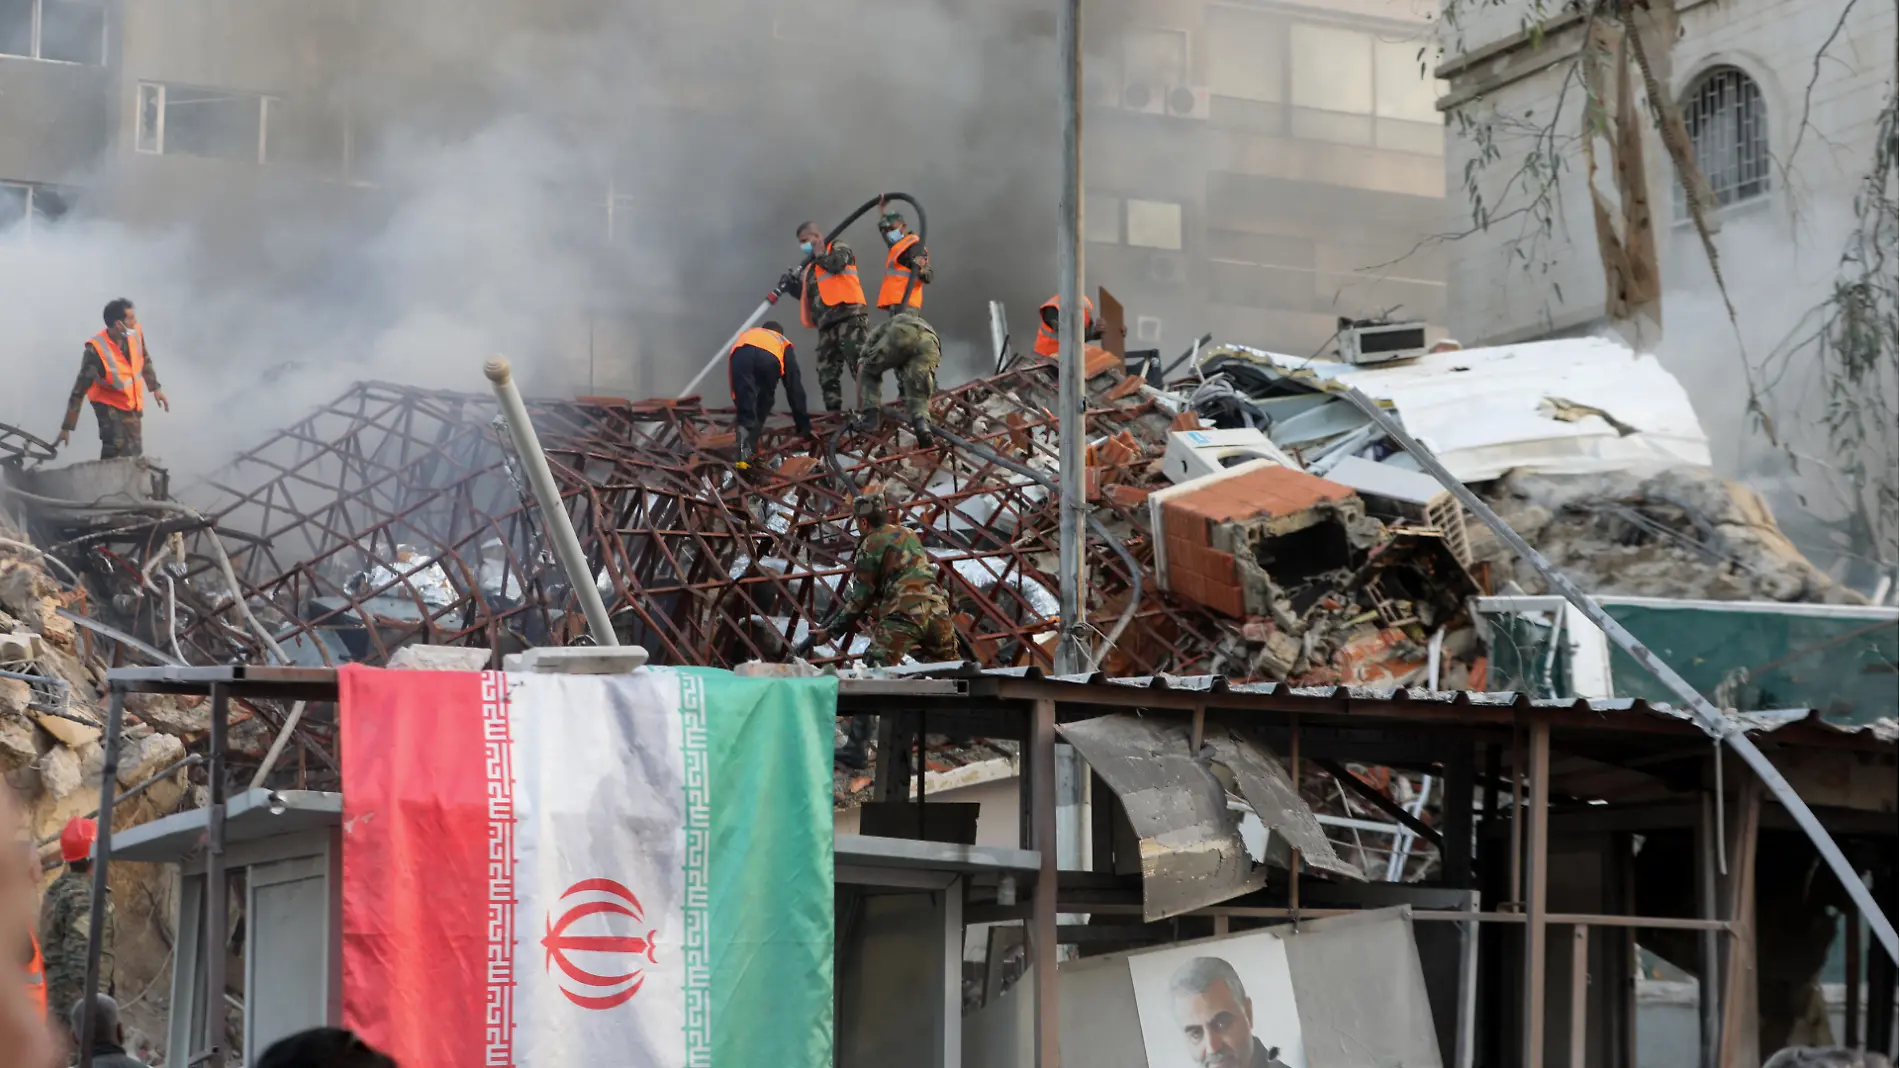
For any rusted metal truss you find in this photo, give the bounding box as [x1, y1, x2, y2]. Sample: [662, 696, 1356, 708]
[133, 364, 1223, 675]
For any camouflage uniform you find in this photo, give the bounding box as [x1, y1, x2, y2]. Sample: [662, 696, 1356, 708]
[826, 522, 956, 666]
[62, 340, 161, 460]
[858, 310, 941, 419]
[798, 242, 868, 413]
[828, 517, 957, 768]
[39, 866, 112, 1021]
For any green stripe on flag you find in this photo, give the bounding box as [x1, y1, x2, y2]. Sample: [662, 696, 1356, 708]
[688, 669, 837, 1068]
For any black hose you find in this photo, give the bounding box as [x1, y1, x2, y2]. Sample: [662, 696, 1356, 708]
[821, 192, 928, 318]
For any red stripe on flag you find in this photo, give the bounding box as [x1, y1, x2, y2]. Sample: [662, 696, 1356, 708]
[341, 665, 515, 1067]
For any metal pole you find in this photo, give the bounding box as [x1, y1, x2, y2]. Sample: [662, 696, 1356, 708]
[484, 356, 619, 646]
[1337, 385, 1900, 962]
[1053, 0, 1086, 676]
[1568, 924, 1589, 1068]
[203, 683, 229, 1068]
[1524, 720, 1551, 1068]
[1030, 697, 1061, 1068]
[1697, 791, 1722, 1068]
[75, 686, 124, 1068]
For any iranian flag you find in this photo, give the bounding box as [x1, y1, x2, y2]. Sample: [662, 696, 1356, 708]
[337, 665, 837, 1068]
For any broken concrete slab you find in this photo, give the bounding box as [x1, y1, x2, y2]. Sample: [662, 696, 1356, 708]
[386, 644, 493, 671]
[36, 710, 100, 749]
[118, 732, 186, 787]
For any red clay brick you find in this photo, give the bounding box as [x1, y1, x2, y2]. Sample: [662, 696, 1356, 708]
[1170, 410, 1205, 431]
[1105, 484, 1152, 509]
[1105, 374, 1146, 401]
[1084, 344, 1121, 379]
[777, 455, 821, 480]
[1166, 465, 1355, 525]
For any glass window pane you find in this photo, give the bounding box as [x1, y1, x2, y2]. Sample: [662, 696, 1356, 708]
[164, 86, 261, 162]
[39, 0, 103, 63]
[0, 0, 33, 57]
[1127, 199, 1183, 250]
[30, 185, 68, 228]
[0, 185, 27, 237]
[1374, 39, 1441, 122]
[1123, 26, 1186, 87]
[1207, 6, 1283, 103]
[136, 83, 161, 153]
[1085, 192, 1121, 244]
[1290, 24, 1372, 114]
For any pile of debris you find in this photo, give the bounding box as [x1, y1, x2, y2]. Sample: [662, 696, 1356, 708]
[0, 507, 210, 1057]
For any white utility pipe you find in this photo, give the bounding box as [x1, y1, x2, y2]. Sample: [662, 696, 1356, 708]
[484, 357, 619, 646]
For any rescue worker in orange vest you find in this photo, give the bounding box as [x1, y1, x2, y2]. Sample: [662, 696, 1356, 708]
[54, 299, 169, 460]
[727, 321, 812, 468]
[775, 222, 867, 413]
[1032, 293, 1102, 358]
[874, 210, 932, 313]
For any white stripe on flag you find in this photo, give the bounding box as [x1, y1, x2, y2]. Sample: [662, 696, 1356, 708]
[508, 671, 690, 1066]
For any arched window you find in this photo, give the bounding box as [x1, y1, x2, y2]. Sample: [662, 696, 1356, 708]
[1681, 66, 1770, 208]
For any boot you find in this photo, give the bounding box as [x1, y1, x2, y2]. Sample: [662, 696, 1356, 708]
[910, 414, 935, 446]
[736, 422, 762, 467]
[852, 408, 883, 433]
[835, 714, 874, 770]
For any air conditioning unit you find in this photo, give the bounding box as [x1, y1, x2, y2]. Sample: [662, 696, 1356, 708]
[1144, 253, 1185, 287]
[1336, 318, 1429, 366]
[1160, 429, 1297, 485]
[1121, 82, 1166, 115]
[1135, 315, 1164, 343]
[1165, 85, 1211, 119]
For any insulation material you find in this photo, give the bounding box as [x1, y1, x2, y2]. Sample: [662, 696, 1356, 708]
[1213, 338, 1713, 480]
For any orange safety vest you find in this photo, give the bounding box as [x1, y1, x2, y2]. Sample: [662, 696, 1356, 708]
[729, 327, 791, 399]
[876, 234, 925, 310]
[730, 328, 790, 374]
[798, 245, 866, 328]
[84, 329, 146, 412]
[1033, 295, 1095, 357]
[23, 932, 44, 1019]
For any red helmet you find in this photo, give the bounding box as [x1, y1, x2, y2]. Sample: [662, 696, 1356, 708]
[59, 817, 97, 864]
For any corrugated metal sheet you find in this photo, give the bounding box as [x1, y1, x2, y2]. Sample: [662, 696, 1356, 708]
[852, 662, 1898, 744]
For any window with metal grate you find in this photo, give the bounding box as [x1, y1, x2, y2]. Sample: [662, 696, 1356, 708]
[1678, 66, 1771, 213]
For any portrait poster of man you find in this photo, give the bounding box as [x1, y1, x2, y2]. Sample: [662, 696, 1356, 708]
[1127, 932, 1305, 1068]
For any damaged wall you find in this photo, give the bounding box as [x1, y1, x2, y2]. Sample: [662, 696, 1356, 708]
[1435, 0, 1898, 580]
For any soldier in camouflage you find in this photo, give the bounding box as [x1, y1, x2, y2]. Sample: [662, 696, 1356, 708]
[812, 486, 958, 767]
[40, 817, 112, 1024]
[857, 309, 942, 444]
[781, 221, 869, 413]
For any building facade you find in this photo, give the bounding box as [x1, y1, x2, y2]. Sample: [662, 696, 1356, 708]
[1434, 0, 1896, 581]
[0, 0, 1451, 408]
[1080, 0, 1450, 358]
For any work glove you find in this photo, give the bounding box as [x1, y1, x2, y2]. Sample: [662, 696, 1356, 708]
[776, 269, 800, 296]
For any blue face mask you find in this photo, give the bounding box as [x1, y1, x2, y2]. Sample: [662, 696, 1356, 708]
[884, 229, 903, 246]
[799, 241, 814, 256]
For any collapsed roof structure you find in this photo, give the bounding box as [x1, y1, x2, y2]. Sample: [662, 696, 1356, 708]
[0, 332, 1882, 798]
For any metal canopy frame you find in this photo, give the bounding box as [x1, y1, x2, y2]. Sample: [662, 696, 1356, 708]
[81, 665, 1897, 1068]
